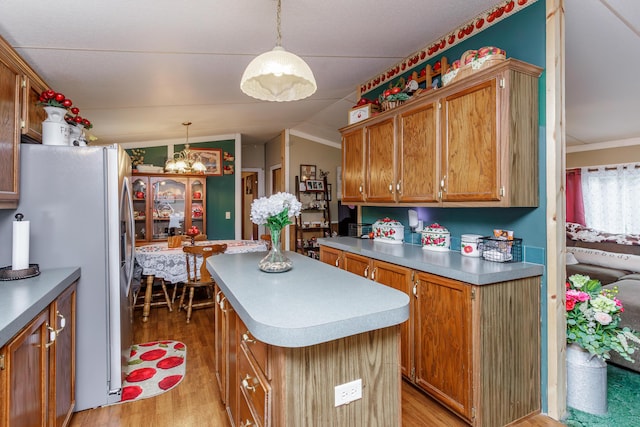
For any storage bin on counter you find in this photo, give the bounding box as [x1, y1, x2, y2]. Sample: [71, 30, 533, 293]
[479, 237, 523, 262]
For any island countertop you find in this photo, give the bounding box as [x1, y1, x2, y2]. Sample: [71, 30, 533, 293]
[317, 236, 544, 285]
[0, 267, 81, 347]
[207, 251, 409, 348]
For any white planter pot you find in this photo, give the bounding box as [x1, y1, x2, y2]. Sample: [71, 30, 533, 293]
[566, 343, 608, 415]
[42, 106, 71, 146]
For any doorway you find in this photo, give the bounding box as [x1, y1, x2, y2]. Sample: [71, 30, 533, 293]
[241, 172, 259, 240]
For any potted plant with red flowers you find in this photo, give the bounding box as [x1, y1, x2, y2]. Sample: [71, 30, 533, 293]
[66, 107, 93, 146]
[38, 89, 73, 145]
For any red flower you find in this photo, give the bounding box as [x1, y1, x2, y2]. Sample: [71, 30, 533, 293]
[566, 300, 575, 311]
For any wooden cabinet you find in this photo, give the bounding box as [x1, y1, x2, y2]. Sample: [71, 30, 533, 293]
[0, 281, 77, 427]
[132, 172, 206, 245]
[340, 59, 541, 207]
[340, 129, 365, 203]
[214, 284, 236, 424]
[49, 284, 76, 427]
[365, 117, 396, 203]
[413, 273, 472, 419]
[319, 245, 540, 426]
[0, 47, 21, 209]
[21, 75, 47, 143]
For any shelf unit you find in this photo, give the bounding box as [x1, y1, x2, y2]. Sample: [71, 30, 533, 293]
[294, 176, 331, 257]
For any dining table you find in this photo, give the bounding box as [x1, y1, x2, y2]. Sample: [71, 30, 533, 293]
[135, 239, 268, 322]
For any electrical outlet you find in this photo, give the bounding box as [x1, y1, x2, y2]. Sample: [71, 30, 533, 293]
[334, 379, 362, 407]
[225, 211, 231, 219]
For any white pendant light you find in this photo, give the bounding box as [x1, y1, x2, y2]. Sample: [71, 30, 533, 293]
[240, 0, 317, 102]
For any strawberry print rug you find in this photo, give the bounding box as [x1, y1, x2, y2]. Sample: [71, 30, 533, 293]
[120, 340, 186, 402]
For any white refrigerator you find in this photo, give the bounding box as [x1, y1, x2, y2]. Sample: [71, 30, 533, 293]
[0, 143, 135, 410]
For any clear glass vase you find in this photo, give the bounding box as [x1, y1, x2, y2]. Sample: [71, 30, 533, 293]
[258, 227, 292, 273]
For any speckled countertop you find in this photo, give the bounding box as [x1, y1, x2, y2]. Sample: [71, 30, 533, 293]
[0, 267, 80, 347]
[317, 236, 544, 285]
[207, 251, 409, 348]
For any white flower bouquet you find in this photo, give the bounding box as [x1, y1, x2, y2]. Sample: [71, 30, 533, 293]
[250, 192, 301, 232]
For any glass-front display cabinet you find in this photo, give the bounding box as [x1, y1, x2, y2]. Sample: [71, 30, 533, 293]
[132, 173, 206, 245]
[132, 176, 149, 244]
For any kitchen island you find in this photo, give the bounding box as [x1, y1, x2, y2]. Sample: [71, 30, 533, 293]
[207, 251, 409, 427]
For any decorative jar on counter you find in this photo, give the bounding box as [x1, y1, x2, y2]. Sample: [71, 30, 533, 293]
[372, 218, 404, 244]
[421, 223, 450, 251]
[460, 234, 483, 257]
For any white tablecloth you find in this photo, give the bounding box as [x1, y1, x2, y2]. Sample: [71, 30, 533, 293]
[135, 240, 267, 283]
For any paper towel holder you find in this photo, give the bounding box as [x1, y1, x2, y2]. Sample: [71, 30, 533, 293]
[0, 212, 40, 280]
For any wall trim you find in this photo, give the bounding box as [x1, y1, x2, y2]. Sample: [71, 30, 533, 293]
[289, 129, 341, 149]
[566, 136, 640, 153]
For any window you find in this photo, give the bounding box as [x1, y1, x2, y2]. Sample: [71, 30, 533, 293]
[581, 164, 640, 234]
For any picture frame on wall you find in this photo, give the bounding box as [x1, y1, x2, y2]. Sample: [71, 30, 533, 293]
[300, 164, 316, 181]
[191, 148, 223, 176]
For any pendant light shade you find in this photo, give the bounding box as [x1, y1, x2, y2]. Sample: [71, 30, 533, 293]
[240, 0, 317, 102]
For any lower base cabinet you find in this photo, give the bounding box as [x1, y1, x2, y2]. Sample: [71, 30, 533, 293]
[319, 245, 540, 426]
[214, 287, 401, 427]
[0, 281, 77, 427]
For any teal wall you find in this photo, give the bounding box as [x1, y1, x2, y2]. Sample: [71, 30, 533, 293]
[360, 0, 550, 410]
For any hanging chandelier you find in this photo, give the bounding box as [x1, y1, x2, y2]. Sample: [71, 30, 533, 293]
[240, 0, 317, 102]
[164, 122, 207, 174]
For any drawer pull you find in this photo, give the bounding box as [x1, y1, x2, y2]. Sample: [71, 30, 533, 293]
[363, 265, 369, 278]
[242, 332, 256, 344]
[412, 283, 418, 298]
[388, 183, 393, 193]
[56, 311, 66, 334]
[242, 374, 257, 392]
[45, 324, 57, 348]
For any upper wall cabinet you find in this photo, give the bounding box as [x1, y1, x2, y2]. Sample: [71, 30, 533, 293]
[21, 74, 48, 143]
[340, 59, 542, 208]
[0, 48, 21, 209]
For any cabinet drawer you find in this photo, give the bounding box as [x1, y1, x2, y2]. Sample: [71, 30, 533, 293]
[238, 387, 260, 427]
[238, 344, 270, 427]
[238, 319, 270, 380]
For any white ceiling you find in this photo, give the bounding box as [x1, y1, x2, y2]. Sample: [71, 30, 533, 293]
[0, 0, 638, 150]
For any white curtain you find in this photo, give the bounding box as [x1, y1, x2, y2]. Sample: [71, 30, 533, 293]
[582, 165, 640, 234]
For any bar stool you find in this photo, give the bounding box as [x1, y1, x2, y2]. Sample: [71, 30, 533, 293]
[179, 243, 227, 323]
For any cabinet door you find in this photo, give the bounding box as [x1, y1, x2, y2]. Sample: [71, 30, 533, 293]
[414, 272, 473, 421]
[150, 177, 187, 240]
[341, 129, 365, 203]
[365, 118, 396, 202]
[343, 252, 371, 279]
[0, 55, 20, 208]
[0, 309, 49, 427]
[188, 178, 206, 235]
[132, 177, 149, 244]
[49, 283, 77, 427]
[397, 102, 439, 203]
[319, 246, 342, 268]
[371, 260, 412, 378]
[214, 286, 226, 403]
[21, 75, 47, 142]
[441, 78, 500, 202]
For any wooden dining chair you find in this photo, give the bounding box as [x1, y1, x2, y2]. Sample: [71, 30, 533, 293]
[260, 234, 272, 250]
[179, 243, 227, 323]
[182, 233, 208, 242]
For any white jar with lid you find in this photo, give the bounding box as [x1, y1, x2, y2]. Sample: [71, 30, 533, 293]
[460, 234, 483, 257]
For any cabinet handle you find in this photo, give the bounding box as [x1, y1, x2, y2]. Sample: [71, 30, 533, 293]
[440, 175, 446, 189]
[55, 311, 66, 334]
[371, 267, 377, 281]
[412, 283, 418, 298]
[388, 183, 393, 193]
[219, 296, 228, 312]
[396, 181, 402, 194]
[239, 420, 254, 427]
[363, 265, 369, 278]
[359, 184, 363, 194]
[215, 290, 222, 304]
[45, 324, 57, 348]
[335, 257, 340, 267]
[242, 374, 257, 392]
[242, 332, 256, 344]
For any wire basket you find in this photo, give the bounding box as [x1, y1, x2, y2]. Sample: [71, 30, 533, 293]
[348, 223, 372, 237]
[479, 237, 522, 263]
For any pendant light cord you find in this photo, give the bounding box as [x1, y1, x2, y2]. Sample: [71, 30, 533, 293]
[276, 0, 282, 47]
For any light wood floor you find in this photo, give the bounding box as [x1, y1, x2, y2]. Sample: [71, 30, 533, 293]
[70, 304, 564, 427]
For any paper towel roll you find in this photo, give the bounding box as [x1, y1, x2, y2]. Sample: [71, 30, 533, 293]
[12, 217, 29, 270]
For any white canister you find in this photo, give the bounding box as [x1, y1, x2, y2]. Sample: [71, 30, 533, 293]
[460, 234, 483, 257]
